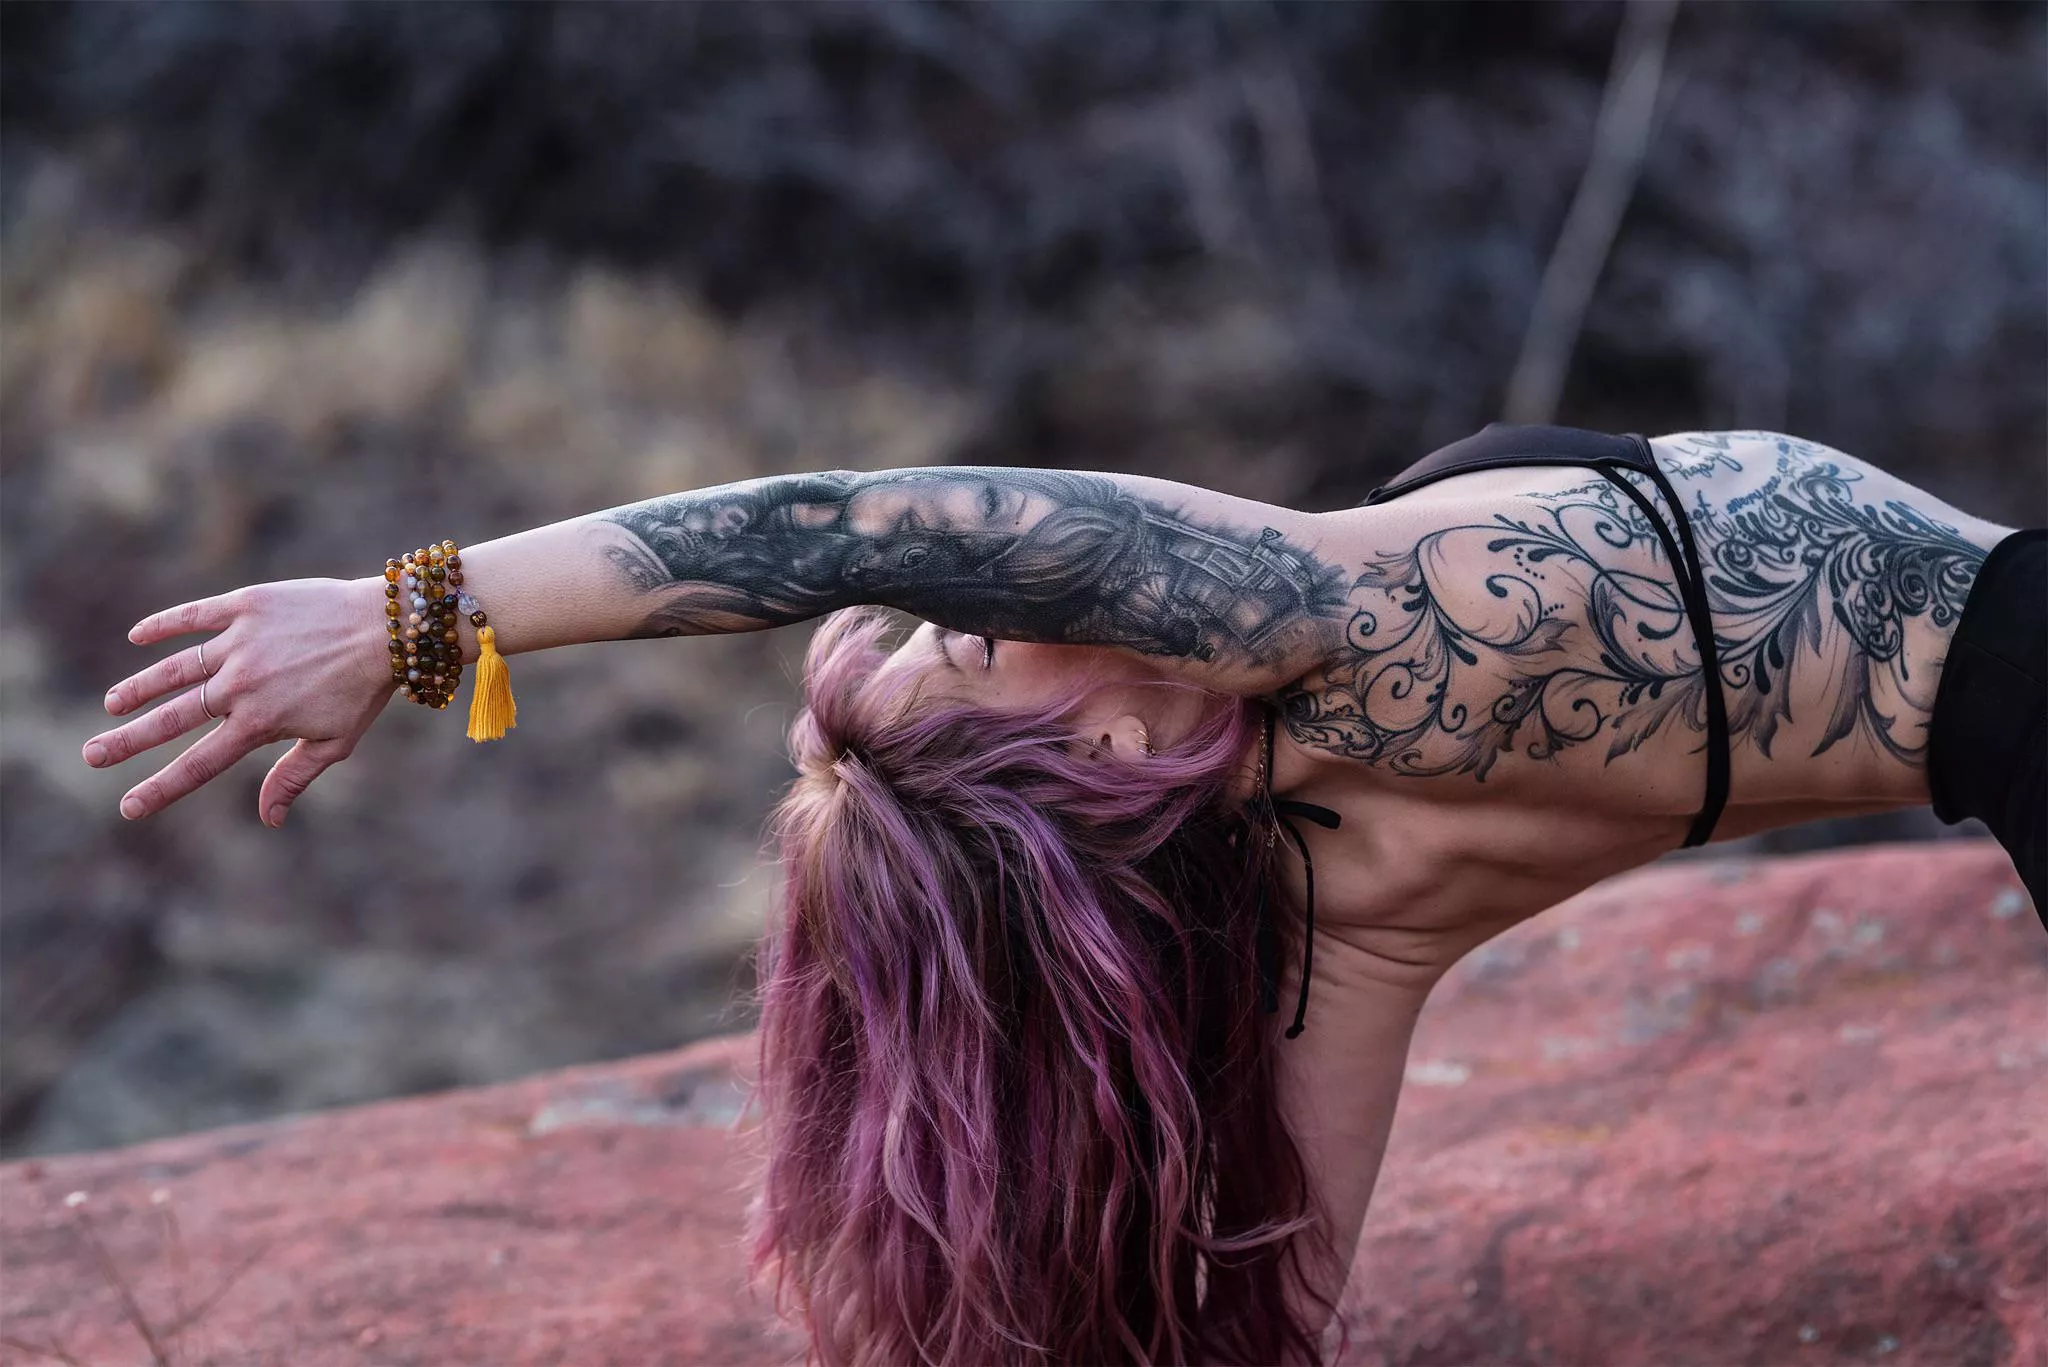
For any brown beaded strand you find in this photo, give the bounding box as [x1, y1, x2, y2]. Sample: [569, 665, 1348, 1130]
[384, 558, 406, 690]
[396, 548, 436, 707]
[390, 539, 465, 709]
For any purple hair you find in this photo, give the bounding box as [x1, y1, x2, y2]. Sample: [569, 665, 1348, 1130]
[743, 607, 1344, 1365]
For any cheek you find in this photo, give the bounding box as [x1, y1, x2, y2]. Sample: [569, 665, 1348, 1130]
[994, 666, 1064, 708]
[988, 646, 1101, 708]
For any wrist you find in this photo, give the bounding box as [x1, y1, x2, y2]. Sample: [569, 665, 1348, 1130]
[370, 539, 517, 738]
[348, 575, 402, 693]
[342, 573, 401, 700]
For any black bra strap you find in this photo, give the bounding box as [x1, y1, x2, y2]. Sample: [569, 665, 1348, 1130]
[1251, 708, 1342, 1039]
[1640, 453, 1731, 847]
[1594, 442, 1732, 846]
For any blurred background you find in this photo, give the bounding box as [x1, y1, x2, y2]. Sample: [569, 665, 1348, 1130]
[1, 0, 2041, 1160]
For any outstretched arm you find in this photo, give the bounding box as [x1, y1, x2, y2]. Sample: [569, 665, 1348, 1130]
[88, 466, 1351, 824]
[516, 466, 1351, 691]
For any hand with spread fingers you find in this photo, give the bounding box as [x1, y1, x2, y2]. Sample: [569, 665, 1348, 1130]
[84, 576, 397, 827]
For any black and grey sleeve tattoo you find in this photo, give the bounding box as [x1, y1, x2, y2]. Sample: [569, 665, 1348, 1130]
[1280, 432, 1991, 777]
[593, 467, 1350, 676]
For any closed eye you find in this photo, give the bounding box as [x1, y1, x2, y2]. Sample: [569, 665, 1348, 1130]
[979, 636, 996, 669]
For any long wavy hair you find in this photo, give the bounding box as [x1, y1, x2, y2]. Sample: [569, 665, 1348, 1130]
[743, 607, 1344, 1365]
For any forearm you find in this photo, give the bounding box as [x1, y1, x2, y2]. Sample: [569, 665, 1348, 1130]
[424, 465, 1352, 688]
[385, 472, 870, 667]
[419, 514, 665, 661]
[1272, 957, 1431, 1357]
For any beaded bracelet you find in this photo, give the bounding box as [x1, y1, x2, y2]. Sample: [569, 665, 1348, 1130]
[383, 539, 516, 741]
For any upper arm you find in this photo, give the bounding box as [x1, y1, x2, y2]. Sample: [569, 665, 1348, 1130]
[591, 466, 1356, 694]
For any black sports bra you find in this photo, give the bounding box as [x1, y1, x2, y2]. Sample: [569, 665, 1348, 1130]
[1257, 423, 1732, 1038]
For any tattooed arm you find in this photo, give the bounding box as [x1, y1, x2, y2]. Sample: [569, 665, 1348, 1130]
[452, 467, 1354, 694]
[93, 464, 1368, 823]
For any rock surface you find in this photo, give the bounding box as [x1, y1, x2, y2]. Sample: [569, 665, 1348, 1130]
[1346, 843, 2046, 1367]
[2, 842, 2042, 1365]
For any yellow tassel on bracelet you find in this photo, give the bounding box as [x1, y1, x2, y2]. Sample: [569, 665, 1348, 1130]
[388, 539, 514, 740]
[467, 625, 517, 742]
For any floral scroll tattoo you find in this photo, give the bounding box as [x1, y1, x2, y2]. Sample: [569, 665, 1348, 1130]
[1280, 433, 1987, 776]
[1688, 435, 1984, 762]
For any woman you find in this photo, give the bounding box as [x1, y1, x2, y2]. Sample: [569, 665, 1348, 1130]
[85, 424, 2042, 1364]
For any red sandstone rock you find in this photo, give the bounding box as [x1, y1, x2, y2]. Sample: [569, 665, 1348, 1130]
[1346, 842, 2047, 1367]
[0, 1034, 795, 1367]
[2, 843, 2041, 1365]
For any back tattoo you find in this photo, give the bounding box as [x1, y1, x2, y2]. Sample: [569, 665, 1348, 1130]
[1280, 432, 1988, 776]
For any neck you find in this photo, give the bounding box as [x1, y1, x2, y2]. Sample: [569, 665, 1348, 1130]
[1224, 703, 1274, 807]
[1224, 701, 1319, 808]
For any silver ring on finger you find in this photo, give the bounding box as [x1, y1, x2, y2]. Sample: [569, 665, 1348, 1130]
[200, 677, 220, 721]
[198, 639, 214, 677]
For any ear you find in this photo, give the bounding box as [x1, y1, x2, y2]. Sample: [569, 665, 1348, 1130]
[1095, 712, 1154, 759]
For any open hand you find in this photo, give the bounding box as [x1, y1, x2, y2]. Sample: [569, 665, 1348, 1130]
[83, 577, 397, 827]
